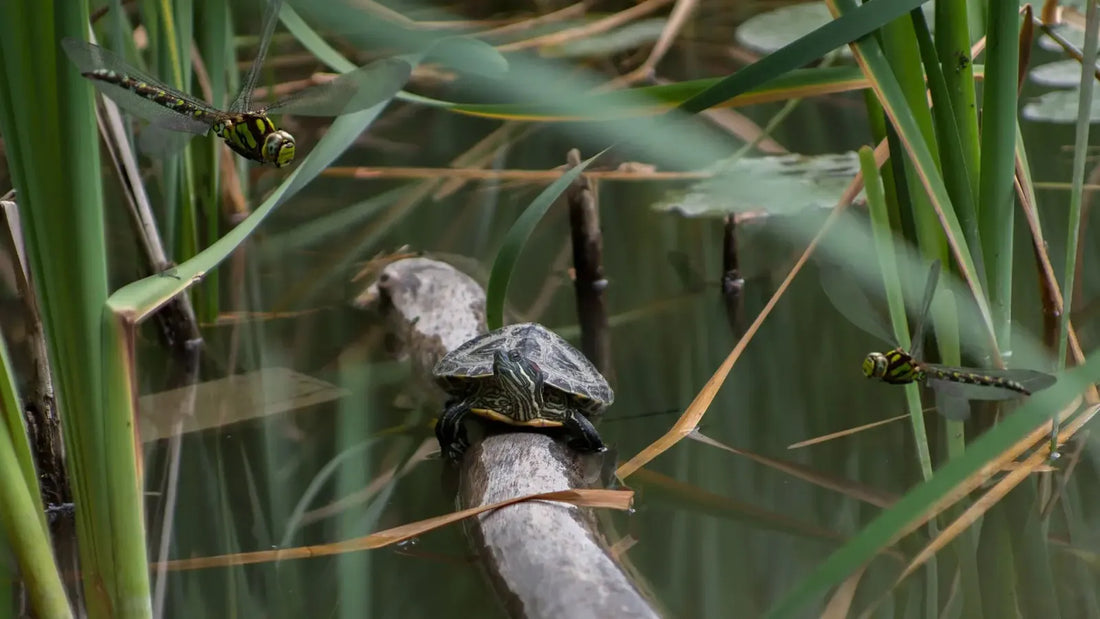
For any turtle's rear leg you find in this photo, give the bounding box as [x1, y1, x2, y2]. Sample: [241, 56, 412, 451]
[436, 400, 472, 462]
[562, 411, 606, 453]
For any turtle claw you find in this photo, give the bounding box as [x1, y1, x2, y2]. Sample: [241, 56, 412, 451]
[563, 411, 606, 453]
[436, 400, 471, 463]
[444, 438, 469, 463]
[566, 438, 607, 453]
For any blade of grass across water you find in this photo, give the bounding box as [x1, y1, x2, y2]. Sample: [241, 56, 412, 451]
[677, 0, 931, 115]
[401, 66, 869, 121]
[404, 0, 938, 123]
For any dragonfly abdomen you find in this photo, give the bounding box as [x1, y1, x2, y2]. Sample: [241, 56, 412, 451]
[922, 367, 1031, 395]
[84, 69, 213, 122]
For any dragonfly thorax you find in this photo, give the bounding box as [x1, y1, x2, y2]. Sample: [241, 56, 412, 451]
[212, 114, 296, 167]
[864, 348, 925, 385]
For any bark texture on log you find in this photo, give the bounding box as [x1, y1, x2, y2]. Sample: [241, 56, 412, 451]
[355, 256, 487, 392]
[460, 434, 659, 619]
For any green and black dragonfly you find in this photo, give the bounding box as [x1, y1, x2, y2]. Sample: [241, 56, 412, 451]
[822, 259, 1056, 420]
[62, 0, 411, 167]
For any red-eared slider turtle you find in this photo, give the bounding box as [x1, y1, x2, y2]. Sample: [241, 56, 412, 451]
[433, 322, 613, 461]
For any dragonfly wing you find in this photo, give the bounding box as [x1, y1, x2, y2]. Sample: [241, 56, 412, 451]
[908, 260, 941, 360]
[932, 387, 972, 421]
[1006, 368, 1058, 393]
[265, 58, 412, 117]
[61, 38, 217, 134]
[818, 262, 894, 344]
[88, 81, 213, 134]
[228, 0, 284, 113]
[136, 125, 194, 157]
[63, 38, 172, 86]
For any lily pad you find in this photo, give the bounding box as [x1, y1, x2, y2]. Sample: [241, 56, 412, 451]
[735, 2, 934, 58]
[1029, 59, 1091, 88]
[1022, 89, 1100, 124]
[653, 152, 864, 218]
[736, 3, 851, 58]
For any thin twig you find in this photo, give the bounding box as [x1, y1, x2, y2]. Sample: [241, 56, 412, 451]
[605, 0, 698, 88]
[495, 0, 675, 52]
[474, 3, 588, 40]
[322, 166, 711, 181]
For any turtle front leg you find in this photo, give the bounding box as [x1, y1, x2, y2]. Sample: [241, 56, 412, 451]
[435, 400, 472, 462]
[562, 411, 606, 453]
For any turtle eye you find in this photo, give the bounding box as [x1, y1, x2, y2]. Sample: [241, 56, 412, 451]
[508, 350, 522, 362]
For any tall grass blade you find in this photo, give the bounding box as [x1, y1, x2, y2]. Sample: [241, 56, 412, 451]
[0, 0, 153, 614]
[977, 1, 1022, 344]
[0, 335, 71, 617]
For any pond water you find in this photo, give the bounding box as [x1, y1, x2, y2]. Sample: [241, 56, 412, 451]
[124, 20, 1100, 619]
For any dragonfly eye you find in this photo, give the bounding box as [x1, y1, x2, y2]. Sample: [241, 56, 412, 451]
[862, 353, 888, 379]
[264, 130, 295, 167]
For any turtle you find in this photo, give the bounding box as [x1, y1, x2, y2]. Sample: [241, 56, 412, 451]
[433, 322, 613, 461]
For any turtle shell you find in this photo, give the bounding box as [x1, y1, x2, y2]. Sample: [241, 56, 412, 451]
[433, 322, 614, 413]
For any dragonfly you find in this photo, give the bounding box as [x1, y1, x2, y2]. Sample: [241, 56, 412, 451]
[821, 259, 1056, 420]
[61, 0, 411, 167]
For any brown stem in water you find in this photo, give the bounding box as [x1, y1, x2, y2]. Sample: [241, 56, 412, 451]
[721, 214, 745, 338]
[565, 149, 612, 379]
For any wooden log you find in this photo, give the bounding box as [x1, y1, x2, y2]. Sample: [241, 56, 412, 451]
[460, 434, 659, 619]
[357, 255, 658, 619]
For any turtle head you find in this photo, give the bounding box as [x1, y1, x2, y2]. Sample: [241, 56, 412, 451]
[262, 130, 296, 167]
[493, 350, 544, 405]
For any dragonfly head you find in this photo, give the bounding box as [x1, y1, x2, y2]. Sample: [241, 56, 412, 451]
[862, 352, 889, 379]
[263, 130, 296, 167]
